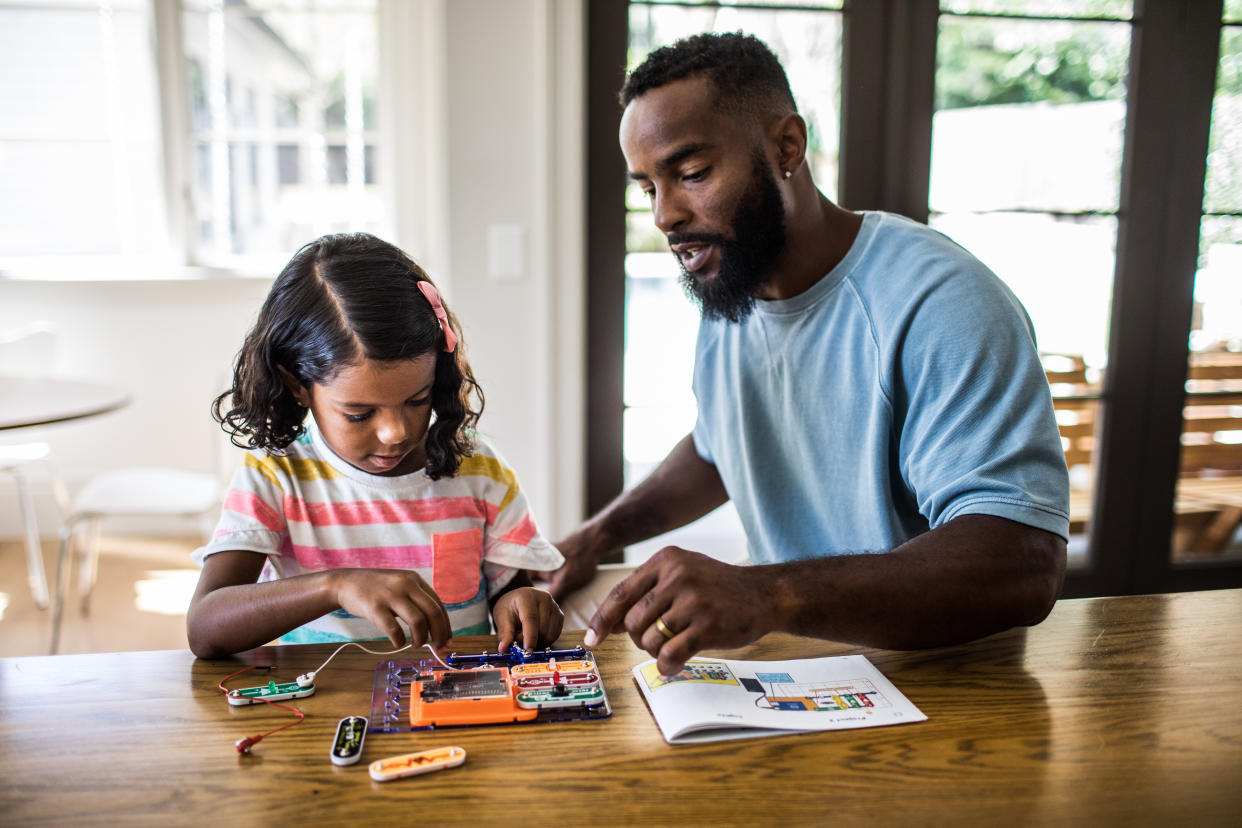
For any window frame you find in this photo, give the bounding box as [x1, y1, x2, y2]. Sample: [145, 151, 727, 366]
[586, 0, 1242, 594]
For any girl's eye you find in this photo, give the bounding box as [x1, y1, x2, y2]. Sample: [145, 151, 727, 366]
[345, 411, 373, 423]
[407, 396, 432, 408]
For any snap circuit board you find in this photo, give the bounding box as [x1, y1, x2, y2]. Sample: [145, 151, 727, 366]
[368, 644, 612, 733]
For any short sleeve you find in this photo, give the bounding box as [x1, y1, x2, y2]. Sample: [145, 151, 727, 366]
[893, 264, 1070, 539]
[462, 439, 563, 572]
[191, 454, 289, 565]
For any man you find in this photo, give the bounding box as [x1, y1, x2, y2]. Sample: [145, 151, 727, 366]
[549, 33, 1069, 676]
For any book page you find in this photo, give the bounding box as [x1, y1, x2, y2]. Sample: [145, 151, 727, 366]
[632, 654, 926, 744]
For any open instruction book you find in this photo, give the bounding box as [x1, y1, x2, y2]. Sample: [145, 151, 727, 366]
[632, 654, 926, 744]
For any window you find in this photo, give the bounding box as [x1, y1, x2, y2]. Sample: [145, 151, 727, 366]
[181, 0, 382, 269]
[0, 0, 164, 273]
[0, 0, 384, 278]
[930, 1, 1133, 568]
[1173, 4, 1242, 563]
[588, 0, 1242, 593]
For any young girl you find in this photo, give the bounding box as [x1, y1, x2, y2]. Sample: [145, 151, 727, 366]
[186, 233, 564, 659]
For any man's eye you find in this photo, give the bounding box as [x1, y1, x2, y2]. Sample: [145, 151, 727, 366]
[345, 411, 373, 423]
[683, 168, 708, 182]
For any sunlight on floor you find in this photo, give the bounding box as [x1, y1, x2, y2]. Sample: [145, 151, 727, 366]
[1, 536, 202, 657]
[134, 569, 199, 615]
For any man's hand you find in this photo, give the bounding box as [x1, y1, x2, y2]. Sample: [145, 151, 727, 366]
[584, 546, 773, 676]
[540, 526, 617, 602]
[536, 434, 730, 605]
[330, 569, 452, 650]
[493, 587, 565, 652]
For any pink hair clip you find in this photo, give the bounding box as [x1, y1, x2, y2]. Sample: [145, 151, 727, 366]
[417, 281, 458, 353]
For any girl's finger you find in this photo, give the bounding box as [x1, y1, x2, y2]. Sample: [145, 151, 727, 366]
[407, 583, 452, 647]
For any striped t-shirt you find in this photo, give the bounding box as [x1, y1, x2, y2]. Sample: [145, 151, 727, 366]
[192, 420, 563, 643]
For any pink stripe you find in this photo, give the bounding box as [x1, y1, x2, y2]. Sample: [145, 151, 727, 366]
[496, 514, 537, 546]
[283, 496, 496, 528]
[224, 489, 284, 532]
[285, 544, 434, 570]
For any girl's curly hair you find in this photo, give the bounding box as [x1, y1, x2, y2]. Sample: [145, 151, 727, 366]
[212, 232, 483, 479]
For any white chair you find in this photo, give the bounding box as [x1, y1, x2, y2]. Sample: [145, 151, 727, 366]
[1, 321, 67, 610]
[49, 466, 221, 654]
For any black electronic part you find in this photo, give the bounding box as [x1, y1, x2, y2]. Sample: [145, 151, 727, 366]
[330, 715, 367, 766]
[420, 669, 508, 702]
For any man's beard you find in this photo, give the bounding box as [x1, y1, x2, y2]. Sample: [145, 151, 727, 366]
[673, 154, 787, 323]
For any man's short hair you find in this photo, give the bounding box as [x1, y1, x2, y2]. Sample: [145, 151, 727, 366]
[619, 32, 797, 119]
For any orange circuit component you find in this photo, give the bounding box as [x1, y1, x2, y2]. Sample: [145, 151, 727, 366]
[509, 660, 595, 677]
[409, 668, 538, 728]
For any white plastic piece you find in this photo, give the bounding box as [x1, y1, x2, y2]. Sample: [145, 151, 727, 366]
[369, 746, 466, 782]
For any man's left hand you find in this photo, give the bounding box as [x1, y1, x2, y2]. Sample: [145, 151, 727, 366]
[584, 546, 771, 676]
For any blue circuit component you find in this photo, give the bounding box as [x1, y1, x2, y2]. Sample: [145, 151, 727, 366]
[444, 644, 588, 668]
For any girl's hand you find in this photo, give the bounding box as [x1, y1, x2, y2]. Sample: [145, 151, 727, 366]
[492, 587, 564, 653]
[329, 569, 452, 650]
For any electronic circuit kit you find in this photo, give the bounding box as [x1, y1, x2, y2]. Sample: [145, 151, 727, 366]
[369, 643, 612, 732]
[218, 641, 611, 774]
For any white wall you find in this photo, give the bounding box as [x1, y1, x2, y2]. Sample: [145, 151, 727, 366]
[0, 277, 272, 536]
[442, 0, 585, 541]
[0, 0, 585, 542]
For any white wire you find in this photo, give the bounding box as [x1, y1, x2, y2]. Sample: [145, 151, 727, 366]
[305, 641, 454, 680]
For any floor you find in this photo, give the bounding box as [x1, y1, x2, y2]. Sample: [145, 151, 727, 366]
[0, 535, 202, 658]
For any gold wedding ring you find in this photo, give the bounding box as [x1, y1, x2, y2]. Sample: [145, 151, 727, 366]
[654, 615, 676, 641]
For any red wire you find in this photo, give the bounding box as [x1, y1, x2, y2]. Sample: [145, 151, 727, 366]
[218, 666, 306, 753]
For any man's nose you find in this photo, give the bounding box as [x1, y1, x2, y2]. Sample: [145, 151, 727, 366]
[653, 189, 690, 234]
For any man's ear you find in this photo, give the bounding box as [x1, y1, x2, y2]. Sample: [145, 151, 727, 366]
[770, 112, 808, 178]
[277, 365, 311, 407]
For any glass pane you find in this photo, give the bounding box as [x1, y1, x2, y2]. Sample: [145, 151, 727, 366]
[638, 1, 843, 9]
[0, 0, 164, 271]
[1204, 27, 1242, 214]
[940, 0, 1131, 17]
[1173, 25, 1242, 565]
[933, 14, 1130, 569]
[181, 1, 381, 268]
[1227, 1, 1242, 24]
[933, 18, 1128, 213]
[1172, 213, 1242, 563]
[624, 254, 699, 412]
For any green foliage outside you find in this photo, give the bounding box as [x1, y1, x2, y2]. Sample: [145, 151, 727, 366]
[936, 20, 1129, 110]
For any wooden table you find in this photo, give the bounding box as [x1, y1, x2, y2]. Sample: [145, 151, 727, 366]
[2, 590, 1240, 826]
[0, 374, 130, 430]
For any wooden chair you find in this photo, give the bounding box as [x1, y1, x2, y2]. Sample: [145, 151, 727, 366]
[1176, 350, 1242, 556]
[1043, 351, 1242, 555]
[1043, 354, 1099, 535]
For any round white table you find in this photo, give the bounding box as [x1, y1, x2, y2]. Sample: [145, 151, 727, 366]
[1, 374, 131, 612]
[0, 375, 131, 430]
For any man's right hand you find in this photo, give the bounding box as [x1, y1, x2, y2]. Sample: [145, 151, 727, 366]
[537, 434, 727, 604]
[543, 527, 615, 602]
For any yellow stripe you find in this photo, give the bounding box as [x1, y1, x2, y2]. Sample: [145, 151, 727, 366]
[458, 453, 518, 512]
[245, 452, 343, 485]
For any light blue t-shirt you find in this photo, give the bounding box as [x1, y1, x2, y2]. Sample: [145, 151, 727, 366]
[691, 211, 1070, 563]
